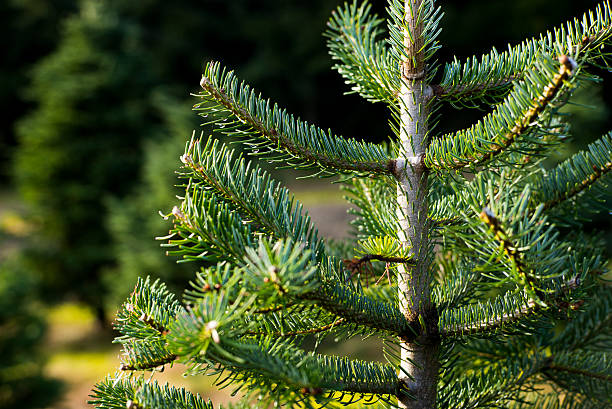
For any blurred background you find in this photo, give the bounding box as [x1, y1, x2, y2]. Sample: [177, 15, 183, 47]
[1, 0, 610, 408]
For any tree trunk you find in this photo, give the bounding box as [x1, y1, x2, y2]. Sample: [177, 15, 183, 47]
[396, 1, 439, 408]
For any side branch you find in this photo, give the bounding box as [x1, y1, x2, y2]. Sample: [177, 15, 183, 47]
[176, 138, 324, 260]
[425, 55, 577, 171]
[125, 302, 170, 336]
[431, 75, 518, 102]
[353, 254, 415, 265]
[441, 297, 540, 339]
[543, 363, 612, 383]
[325, 1, 398, 103]
[308, 282, 420, 341]
[245, 318, 346, 337]
[439, 278, 580, 339]
[542, 156, 612, 211]
[434, 0, 612, 105]
[91, 378, 216, 409]
[120, 352, 177, 371]
[241, 241, 420, 340]
[479, 207, 540, 299]
[198, 62, 393, 175]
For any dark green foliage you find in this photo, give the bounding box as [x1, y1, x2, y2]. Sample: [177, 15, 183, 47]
[0, 0, 77, 180]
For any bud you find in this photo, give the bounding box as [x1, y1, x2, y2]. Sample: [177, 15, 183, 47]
[172, 206, 185, 220]
[206, 320, 220, 344]
[558, 55, 578, 74]
[180, 154, 193, 165]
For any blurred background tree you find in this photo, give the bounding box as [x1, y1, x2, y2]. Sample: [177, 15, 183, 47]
[0, 0, 77, 180]
[14, 0, 159, 325]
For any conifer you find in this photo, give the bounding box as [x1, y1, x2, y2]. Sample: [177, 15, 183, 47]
[92, 1, 612, 408]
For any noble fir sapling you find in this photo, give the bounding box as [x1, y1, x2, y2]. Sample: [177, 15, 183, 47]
[91, 1, 612, 408]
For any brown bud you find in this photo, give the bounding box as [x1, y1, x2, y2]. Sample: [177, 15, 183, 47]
[300, 387, 323, 395]
[558, 55, 577, 73]
[570, 300, 585, 310]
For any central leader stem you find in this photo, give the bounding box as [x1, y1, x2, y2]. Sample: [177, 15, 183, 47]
[396, 1, 439, 408]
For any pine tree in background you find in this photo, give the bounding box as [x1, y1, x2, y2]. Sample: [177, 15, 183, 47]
[14, 0, 160, 324]
[0, 0, 76, 180]
[92, 1, 612, 408]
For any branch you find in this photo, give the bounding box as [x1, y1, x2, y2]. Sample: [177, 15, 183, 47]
[508, 393, 605, 409]
[555, 284, 612, 351]
[120, 349, 177, 371]
[245, 318, 346, 337]
[438, 353, 546, 409]
[91, 378, 217, 409]
[352, 254, 414, 265]
[239, 240, 418, 340]
[544, 162, 612, 210]
[535, 131, 612, 212]
[426, 55, 577, 171]
[325, 0, 399, 103]
[439, 277, 580, 339]
[170, 324, 403, 403]
[197, 62, 393, 176]
[441, 297, 539, 339]
[431, 74, 518, 102]
[254, 304, 291, 314]
[162, 187, 254, 263]
[114, 277, 183, 341]
[124, 303, 169, 336]
[173, 138, 325, 260]
[540, 350, 612, 401]
[543, 363, 612, 383]
[479, 207, 540, 300]
[434, 1, 612, 105]
[303, 281, 419, 340]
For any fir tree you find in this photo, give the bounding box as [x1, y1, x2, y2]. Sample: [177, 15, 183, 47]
[92, 1, 612, 408]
